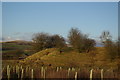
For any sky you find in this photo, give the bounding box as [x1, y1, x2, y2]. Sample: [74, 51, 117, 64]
[2, 2, 118, 41]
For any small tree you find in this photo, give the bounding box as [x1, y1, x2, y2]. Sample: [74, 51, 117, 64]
[32, 33, 50, 52]
[83, 38, 96, 53]
[32, 33, 66, 52]
[100, 31, 112, 43]
[100, 31, 118, 60]
[51, 34, 66, 50]
[68, 28, 84, 52]
[68, 28, 95, 53]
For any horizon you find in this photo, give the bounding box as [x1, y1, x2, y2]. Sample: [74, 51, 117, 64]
[1, 2, 118, 42]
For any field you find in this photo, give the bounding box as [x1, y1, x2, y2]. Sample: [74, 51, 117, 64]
[1, 40, 34, 60]
[1, 42, 120, 79]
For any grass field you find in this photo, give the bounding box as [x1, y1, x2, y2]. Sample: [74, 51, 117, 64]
[1, 40, 34, 60]
[17, 47, 119, 69]
[2, 47, 120, 69]
[1, 41, 120, 79]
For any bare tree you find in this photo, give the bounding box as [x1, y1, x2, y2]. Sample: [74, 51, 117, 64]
[100, 31, 118, 61]
[51, 34, 66, 50]
[32, 33, 50, 52]
[32, 33, 66, 52]
[68, 28, 95, 53]
[100, 31, 112, 43]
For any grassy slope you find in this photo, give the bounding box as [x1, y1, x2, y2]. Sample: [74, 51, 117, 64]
[19, 47, 119, 69]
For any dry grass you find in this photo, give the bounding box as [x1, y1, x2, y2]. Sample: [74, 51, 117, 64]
[2, 47, 120, 79]
[15, 47, 119, 70]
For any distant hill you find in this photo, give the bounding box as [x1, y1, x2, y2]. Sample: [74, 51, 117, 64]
[1, 40, 34, 60]
[1, 40, 32, 44]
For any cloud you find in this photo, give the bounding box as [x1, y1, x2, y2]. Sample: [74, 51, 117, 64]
[1, 36, 24, 42]
[1, 36, 14, 42]
[1, 32, 34, 42]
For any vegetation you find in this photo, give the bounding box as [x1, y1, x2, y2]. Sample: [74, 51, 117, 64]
[1, 28, 120, 79]
[68, 28, 96, 53]
[100, 31, 120, 61]
[2, 65, 119, 79]
[1, 40, 33, 60]
[32, 33, 66, 52]
[18, 47, 118, 69]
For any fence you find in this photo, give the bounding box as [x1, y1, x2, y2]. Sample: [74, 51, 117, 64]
[1, 65, 120, 80]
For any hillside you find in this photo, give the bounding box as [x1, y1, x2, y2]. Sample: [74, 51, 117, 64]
[19, 47, 119, 69]
[1, 40, 34, 60]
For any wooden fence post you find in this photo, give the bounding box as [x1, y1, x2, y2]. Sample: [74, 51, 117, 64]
[75, 72, 77, 80]
[90, 69, 93, 80]
[101, 69, 103, 80]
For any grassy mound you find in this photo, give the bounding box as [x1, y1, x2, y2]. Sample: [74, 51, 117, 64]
[19, 47, 119, 69]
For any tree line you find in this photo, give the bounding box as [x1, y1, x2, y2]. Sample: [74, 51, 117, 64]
[32, 28, 120, 61]
[32, 28, 96, 53]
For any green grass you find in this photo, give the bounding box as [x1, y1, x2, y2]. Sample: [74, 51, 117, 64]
[1, 41, 34, 60]
[2, 43, 32, 50]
